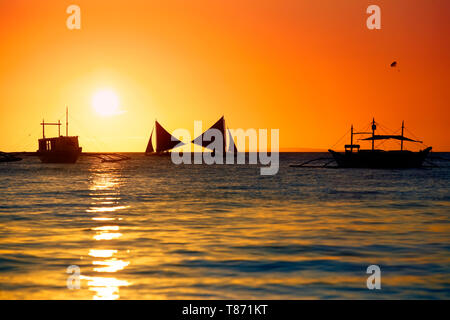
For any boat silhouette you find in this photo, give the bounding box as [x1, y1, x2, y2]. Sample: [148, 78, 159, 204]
[145, 120, 183, 155]
[191, 116, 238, 156]
[328, 119, 432, 168]
[145, 116, 238, 156]
[36, 108, 82, 163]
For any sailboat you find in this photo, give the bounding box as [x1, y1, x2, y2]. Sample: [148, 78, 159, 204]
[191, 116, 238, 155]
[145, 120, 183, 155]
[328, 118, 432, 168]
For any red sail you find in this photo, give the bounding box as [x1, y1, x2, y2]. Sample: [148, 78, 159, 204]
[155, 121, 183, 152]
[227, 128, 238, 153]
[192, 116, 226, 153]
[145, 127, 154, 153]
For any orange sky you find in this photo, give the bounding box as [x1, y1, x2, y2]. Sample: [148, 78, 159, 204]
[0, 0, 449, 152]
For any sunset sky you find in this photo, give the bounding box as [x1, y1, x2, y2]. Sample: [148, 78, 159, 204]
[1, 0, 449, 152]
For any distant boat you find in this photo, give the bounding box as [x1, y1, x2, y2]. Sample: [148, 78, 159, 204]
[36, 108, 82, 163]
[145, 120, 183, 155]
[0, 151, 22, 163]
[192, 116, 238, 155]
[328, 119, 432, 168]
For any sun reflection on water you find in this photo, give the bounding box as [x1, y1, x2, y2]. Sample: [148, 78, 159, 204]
[85, 165, 130, 300]
[89, 249, 117, 258]
[81, 275, 130, 300]
[94, 232, 123, 241]
[87, 205, 129, 213]
[92, 217, 121, 221]
[92, 226, 120, 231]
[92, 259, 130, 273]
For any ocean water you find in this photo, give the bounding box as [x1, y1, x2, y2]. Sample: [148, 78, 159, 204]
[0, 153, 449, 299]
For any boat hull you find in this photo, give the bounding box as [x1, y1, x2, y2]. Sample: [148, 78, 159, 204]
[37, 149, 82, 163]
[328, 147, 432, 168]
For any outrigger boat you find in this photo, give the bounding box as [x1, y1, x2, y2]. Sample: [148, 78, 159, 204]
[328, 119, 432, 168]
[36, 108, 82, 163]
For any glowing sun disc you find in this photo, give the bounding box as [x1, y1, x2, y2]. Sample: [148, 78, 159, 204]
[92, 90, 121, 116]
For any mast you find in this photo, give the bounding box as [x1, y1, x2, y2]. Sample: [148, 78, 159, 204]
[66, 106, 68, 136]
[350, 125, 353, 152]
[401, 120, 404, 151]
[40, 120, 61, 138]
[371, 118, 376, 151]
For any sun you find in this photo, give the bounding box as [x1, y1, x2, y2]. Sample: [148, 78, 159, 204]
[92, 89, 121, 116]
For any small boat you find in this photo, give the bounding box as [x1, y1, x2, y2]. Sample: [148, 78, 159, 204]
[328, 119, 432, 168]
[0, 152, 22, 163]
[36, 108, 82, 163]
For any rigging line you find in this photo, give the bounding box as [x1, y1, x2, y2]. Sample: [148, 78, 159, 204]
[356, 125, 396, 142]
[378, 126, 387, 135]
[372, 129, 388, 148]
[378, 121, 405, 136]
[355, 122, 371, 136]
[373, 124, 403, 149]
[404, 127, 428, 147]
[373, 126, 400, 149]
[374, 139, 388, 149]
[355, 121, 372, 136]
[404, 126, 419, 136]
[330, 127, 351, 149]
[376, 128, 403, 149]
[377, 122, 396, 134]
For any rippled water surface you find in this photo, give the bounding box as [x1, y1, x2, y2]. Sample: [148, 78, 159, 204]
[1, 153, 449, 299]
